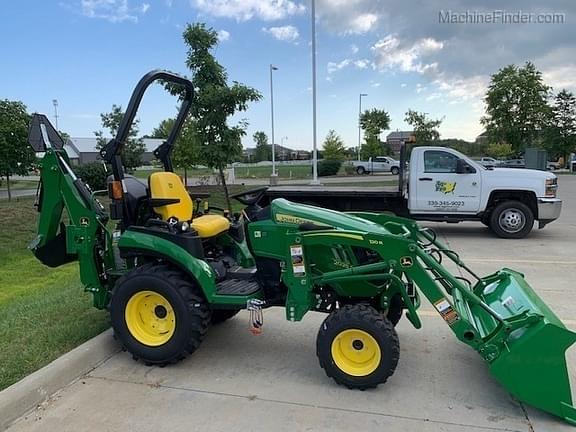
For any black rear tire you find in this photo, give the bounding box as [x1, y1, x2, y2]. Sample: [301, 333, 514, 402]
[386, 294, 403, 326]
[211, 309, 240, 324]
[390, 166, 400, 176]
[317, 304, 399, 389]
[489, 200, 534, 239]
[109, 263, 211, 366]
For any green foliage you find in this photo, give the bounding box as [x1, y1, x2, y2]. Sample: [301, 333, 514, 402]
[481, 62, 551, 153]
[94, 104, 146, 171]
[253, 131, 270, 162]
[435, 138, 487, 157]
[317, 159, 342, 177]
[360, 109, 391, 140]
[361, 136, 384, 159]
[486, 142, 514, 159]
[172, 23, 262, 210]
[405, 110, 442, 144]
[75, 162, 108, 191]
[322, 130, 346, 161]
[0, 100, 35, 200]
[544, 89, 576, 162]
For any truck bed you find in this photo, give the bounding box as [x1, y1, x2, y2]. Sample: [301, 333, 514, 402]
[264, 185, 407, 214]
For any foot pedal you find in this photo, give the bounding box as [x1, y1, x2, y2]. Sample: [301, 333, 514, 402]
[247, 299, 265, 335]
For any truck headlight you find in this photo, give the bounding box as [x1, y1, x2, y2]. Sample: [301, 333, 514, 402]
[545, 178, 558, 197]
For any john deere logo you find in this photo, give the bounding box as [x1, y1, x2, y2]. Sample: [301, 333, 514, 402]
[400, 256, 413, 267]
[435, 181, 456, 194]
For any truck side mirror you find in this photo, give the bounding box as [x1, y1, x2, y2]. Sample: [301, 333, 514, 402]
[456, 159, 476, 174]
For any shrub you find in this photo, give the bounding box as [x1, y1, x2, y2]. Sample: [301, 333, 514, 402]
[343, 163, 356, 176]
[74, 162, 108, 191]
[317, 159, 342, 177]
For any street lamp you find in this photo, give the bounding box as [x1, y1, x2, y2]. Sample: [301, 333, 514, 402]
[52, 99, 59, 131]
[358, 93, 368, 161]
[310, 0, 320, 184]
[270, 64, 278, 182]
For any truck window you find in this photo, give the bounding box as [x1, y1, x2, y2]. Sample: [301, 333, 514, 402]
[424, 150, 459, 173]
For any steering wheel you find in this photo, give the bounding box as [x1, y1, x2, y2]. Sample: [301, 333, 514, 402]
[230, 187, 268, 206]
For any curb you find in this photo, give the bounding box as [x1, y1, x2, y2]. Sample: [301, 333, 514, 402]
[0, 329, 119, 431]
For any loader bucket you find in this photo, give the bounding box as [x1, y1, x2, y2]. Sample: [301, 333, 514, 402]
[453, 268, 576, 424]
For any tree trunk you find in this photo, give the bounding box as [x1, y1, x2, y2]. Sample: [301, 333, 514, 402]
[184, 167, 188, 188]
[6, 173, 11, 201]
[218, 167, 232, 212]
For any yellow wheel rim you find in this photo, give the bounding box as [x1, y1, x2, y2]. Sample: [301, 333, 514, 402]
[331, 329, 381, 376]
[125, 291, 176, 346]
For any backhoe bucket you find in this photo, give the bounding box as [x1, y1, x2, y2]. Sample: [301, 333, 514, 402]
[453, 269, 576, 424]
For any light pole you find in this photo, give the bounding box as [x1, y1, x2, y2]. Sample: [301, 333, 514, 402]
[270, 64, 278, 182]
[358, 93, 367, 161]
[310, 0, 320, 184]
[52, 99, 59, 131]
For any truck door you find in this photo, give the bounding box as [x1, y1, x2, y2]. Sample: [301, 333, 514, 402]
[412, 149, 481, 213]
[373, 157, 390, 172]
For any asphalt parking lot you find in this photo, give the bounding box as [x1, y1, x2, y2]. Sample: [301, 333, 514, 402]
[6, 176, 576, 432]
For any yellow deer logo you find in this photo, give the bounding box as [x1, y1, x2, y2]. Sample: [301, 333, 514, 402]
[435, 181, 456, 194]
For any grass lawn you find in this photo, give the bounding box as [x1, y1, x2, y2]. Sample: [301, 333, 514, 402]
[234, 164, 312, 179]
[0, 197, 109, 391]
[0, 179, 40, 191]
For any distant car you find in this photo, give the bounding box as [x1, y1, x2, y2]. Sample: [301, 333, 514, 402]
[352, 156, 400, 175]
[500, 159, 525, 169]
[479, 157, 500, 168]
[547, 161, 560, 171]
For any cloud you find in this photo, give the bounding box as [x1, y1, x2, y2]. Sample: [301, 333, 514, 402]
[354, 59, 370, 69]
[350, 44, 359, 54]
[327, 59, 351, 74]
[217, 29, 230, 42]
[80, 0, 145, 23]
[262, 25, 299, 42]
[316, 0, 379, 34]
[372, 35, 444, 74]
[193, 0, 305, 21]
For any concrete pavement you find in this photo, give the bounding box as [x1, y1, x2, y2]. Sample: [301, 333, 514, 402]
[4, 177, 576, 432]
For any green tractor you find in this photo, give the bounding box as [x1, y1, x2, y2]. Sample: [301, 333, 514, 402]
[29, 71, 576, 424]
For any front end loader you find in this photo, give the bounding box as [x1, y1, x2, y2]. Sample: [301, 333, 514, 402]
[28, 70, 576, 425]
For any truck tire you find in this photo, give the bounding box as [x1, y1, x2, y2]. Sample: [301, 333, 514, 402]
[356, 166, 366, 175]
[489, 201, 534, 239]
[211, 309, 240, 324]
[390, 166, 400, 176]
[317, 304, 399, 390]
[109, 263, 211, 366]
[386, 294, 403, 326]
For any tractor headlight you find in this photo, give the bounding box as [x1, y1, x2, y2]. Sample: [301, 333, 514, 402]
[545, 178, 558, 197]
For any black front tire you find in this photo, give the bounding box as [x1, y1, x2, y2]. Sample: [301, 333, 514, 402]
[386, 294, 403, 326]
[211, 309, 240, 324]
[109, 263, 211, 366]
[356, 166, 366, 175]
[317, 304, 400, 389]
[489, 200, 534, 239]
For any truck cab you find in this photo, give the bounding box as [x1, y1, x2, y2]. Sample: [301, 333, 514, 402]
[353, 156, 400, 175]
[407, 147, 562, 238]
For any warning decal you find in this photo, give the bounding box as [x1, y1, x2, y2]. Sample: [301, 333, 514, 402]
[434, 299, 459, 325]
[290, 245, 306, 276]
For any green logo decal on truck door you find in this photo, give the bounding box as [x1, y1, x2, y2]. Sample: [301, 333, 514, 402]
[435, 181, 456, 194]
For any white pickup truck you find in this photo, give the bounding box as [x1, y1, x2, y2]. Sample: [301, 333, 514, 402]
[352, 156, 400, 175]
[266, 146, 562, 238]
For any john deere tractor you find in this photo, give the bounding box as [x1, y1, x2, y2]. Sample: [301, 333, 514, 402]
[29, 71, 576, 425]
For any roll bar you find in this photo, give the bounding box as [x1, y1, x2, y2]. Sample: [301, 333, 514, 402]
[100, 70, 194, 180]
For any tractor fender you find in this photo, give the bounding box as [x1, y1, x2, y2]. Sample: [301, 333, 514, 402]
[117, 230, 216, 299]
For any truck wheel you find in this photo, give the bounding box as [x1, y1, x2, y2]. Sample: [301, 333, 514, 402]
[110, 263, 211, 365]
[489, 201, 534, 239]
[317, 304, 399, 389]
[211, 309, 240, 324]
[356, 166, 366, 175]
[386, 294, 403, 326]
[390, 167, 400, 176]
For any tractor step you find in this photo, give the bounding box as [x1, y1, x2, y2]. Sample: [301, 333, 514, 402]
[226, 265, 257, 280]
[216, 279, 260, 296]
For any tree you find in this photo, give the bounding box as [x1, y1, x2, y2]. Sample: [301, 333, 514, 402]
[481, 62, 551, 154]
[486, 142, 514, 159]
[322, 130, 346, 161]
[359, 109, 390, 160]
[94, 104, 146, 171]
[361, 136, 385, 159]
[545, 89, 576, 164]
[253, 131, 270, 162]
[405, 110, 442, 144]
[151, 117, 200, 185]
[0, 100, 35, 200]
[170, 23, 262, 210]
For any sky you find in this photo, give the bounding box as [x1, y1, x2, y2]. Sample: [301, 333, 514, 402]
[0, 0, 574, 151]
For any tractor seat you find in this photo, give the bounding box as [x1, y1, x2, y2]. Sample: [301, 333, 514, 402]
[149, 171, 230, 238]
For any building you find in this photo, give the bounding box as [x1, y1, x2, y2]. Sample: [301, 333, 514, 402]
[64, 137, 164, 165]
[243, 144, 311, 162]
[475, 131, 489, 144]
[386, 131, 415, 155]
